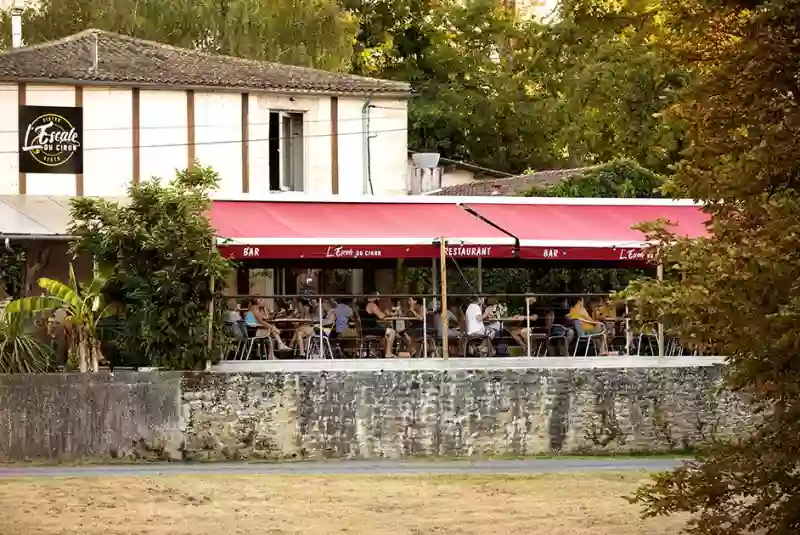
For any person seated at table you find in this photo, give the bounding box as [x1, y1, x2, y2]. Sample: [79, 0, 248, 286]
[437, 303, 461, 339]
[224, 298, 247, 341]
[361, 293, 397, 358]
[244, 299, 290, 351]
[568, 298, 602, 333]
[272, 298, 291, 317]
[482, 297, 504, 339]
[290, 298, 323, 353]
[305, 299, 338, 345]
[568, 297, 607, 353]
[400, 297, 426, 354]
[507, 296, 541, 350]
[550, 296, 575, 340]
[333, 298, 356, 338]
[465, 296, 496, 356]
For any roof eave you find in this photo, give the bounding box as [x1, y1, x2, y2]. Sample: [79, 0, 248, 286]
[0, 76, 412, 98]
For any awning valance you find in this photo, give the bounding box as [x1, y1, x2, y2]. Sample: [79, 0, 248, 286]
[212, 200, 516, 260]
[464, 201, 709, 261]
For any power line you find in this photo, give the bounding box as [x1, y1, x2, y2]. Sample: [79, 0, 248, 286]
[0, 126, 408, 154]
[0, 113, 403, 134]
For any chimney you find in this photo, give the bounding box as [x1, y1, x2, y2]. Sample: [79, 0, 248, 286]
[410, 152, 441, 194]
[10, 0, 23, 48]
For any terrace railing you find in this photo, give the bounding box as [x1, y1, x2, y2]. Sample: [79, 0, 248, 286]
[220, 292, 708, 361]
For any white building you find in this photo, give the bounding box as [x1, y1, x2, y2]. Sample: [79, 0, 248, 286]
[0, 29, 411, 198]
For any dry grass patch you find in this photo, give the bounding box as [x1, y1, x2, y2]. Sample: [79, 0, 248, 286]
[0, 472, 687, 535]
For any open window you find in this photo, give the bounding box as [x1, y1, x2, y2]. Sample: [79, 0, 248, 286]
[268, 111, 304, 192]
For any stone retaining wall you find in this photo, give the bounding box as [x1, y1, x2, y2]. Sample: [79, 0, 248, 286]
[0, 364, 752, 462]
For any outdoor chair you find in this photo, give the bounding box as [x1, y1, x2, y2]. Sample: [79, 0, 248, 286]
[665, 336, 683, 356]
[572, 320, 607, 357]
[407, 314, 440, 358]
[306, 332, 334, 360]
[528, 331, 548, 357]
[241, 325, 272, 360]
[635, 323, 659, 356]
[354, 313, 383, 358]
[463, 333, 490, 357]
[545, 322, 571, 356]
[224, 320, 248, 360]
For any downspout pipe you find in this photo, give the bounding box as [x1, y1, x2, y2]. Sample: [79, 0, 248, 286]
[361, 96, 374, 195]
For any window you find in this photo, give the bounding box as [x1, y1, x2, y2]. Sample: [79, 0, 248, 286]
[268, 111, 304, 192]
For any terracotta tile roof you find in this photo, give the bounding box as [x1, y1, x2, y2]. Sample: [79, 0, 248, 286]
[431, 168, 589, 196]
[0, 29, 411, 95]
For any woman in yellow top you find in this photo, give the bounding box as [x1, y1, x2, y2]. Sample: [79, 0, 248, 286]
[568, 298, 603, 334]
[568, 298, 607, 354]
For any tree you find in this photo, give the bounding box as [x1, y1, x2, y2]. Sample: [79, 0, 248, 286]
[344, 0, 560, 173]
[6, 265, 110, 372]
[0, 0, 357, 71]
[344, 0, 688, 174]
[622, 1, 800, 533]
[68, 165, 232, 370]
[528, 0, 690, 172]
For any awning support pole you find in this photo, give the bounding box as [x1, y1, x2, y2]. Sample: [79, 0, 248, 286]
[477, 257, 483, 294]
[525, 296, 531, 358]
[440, 237, 448, 360]
[318, 296, 324, 359]
[206, 263, 214, 371]
[657, 262, 664, 357]
[423, 297, 428, 358]
[432, 257, 439, 305]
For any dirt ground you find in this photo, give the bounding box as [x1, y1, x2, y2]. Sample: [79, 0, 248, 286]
[0, 472, 687, 535]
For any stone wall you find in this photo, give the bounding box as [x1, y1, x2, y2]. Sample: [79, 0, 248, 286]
[0, 364, 753, 462]
[0, 373, 183, 461]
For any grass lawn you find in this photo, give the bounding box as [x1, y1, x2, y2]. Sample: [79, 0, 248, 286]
[0, 472, 687, 534]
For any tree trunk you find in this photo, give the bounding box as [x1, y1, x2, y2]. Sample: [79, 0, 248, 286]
[77, 332, 88, 373]
[91, 339, 101, 373]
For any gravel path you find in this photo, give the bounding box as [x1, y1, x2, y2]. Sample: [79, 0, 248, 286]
[0, 458, 685, 478]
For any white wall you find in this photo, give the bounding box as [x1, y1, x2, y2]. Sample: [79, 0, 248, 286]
[365, 97, 408, 196]
[336, 97, 366, 197]
[139, 89, 187, 183]
[83, 87, 133, 196]
[0, 83, 19, 194]
[195, 91, 242, 193]
[0, 83, 409, 198]
[336, 96, 409, 197]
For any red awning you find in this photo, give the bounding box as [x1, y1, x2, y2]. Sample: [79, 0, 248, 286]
[212, 200, 515, 260]
[465, 201, 709, 262]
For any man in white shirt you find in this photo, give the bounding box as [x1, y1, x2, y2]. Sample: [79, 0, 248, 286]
[466, 298, 486, 337]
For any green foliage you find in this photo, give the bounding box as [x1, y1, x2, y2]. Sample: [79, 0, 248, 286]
[524, 159, 665, 198]
[536, 0, 689, 171]
[68, 165, 232, 370]
[6, 265, 111, 372]
[347, 0, 689, 174]
[0, 309, 53, 373]
[0, 247, 25, 299]
[1, 0, 356, 71]
[622, 1, 800, 533]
